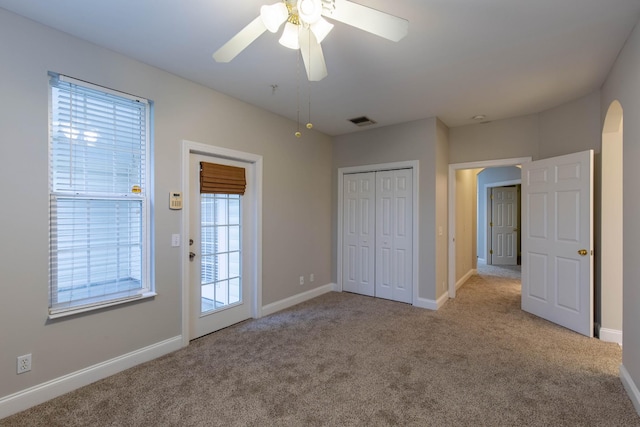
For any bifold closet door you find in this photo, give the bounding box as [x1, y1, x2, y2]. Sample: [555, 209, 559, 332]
[376, 169, 413, 303]
[343, 172, 376, 296]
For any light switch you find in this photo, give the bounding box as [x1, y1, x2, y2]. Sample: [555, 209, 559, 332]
[171, 234, 181, 247]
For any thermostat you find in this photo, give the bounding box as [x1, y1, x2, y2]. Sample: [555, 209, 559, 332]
[169, 192, 182, 210]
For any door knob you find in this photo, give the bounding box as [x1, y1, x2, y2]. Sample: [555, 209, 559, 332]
[577, 249, 588, 256]
[189, 251, 196, 261]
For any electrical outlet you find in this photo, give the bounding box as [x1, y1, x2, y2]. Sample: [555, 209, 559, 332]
[299, 276, 304, 286]
[310, 273, 314, 283]
[17, 354, 31, 374]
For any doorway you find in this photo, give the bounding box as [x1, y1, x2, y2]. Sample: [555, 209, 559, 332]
[489, 185, 519, 266]
[600, 100, 623, 344]
[448, 158, 531, 298]
[181, 140, 263, 345]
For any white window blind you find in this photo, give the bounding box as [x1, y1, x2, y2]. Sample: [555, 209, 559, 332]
[49, 73, 152, 316]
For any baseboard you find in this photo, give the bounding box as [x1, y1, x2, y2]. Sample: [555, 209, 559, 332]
[413, 292, 449, 310]
[599, 327, 623, 345]
[0, 336, 183, 420]
[261, 283, 337, 317]
[456, 269, 477, 291]
[620, 364, 640, 416]
[478, 258, 486, 265]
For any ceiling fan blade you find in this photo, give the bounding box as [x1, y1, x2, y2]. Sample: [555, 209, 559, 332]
[299, 29, 328, 81]
[322, 0, 408, 42]
[213, 16, 267, 62]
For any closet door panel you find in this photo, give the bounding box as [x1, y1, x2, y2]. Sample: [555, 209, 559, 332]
[376, 169, 413, 303]
[343, 173, 375, 296]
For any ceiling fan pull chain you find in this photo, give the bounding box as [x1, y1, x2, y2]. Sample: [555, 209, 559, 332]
[295, 49, 302, 138]
[307, 29, 313, 130]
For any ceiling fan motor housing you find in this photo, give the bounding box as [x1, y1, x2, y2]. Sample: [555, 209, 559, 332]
[297, 0, 322, 25]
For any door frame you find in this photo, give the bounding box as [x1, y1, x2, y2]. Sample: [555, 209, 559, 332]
[181, 140, 263, 347]
[448, 157, 531, 298]
[337, 161, 419, 305]
[485, 180, 521, 265]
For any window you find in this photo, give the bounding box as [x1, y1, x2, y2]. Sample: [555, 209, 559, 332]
[200, 193, 242, 312]
[48, 73, 153, 317]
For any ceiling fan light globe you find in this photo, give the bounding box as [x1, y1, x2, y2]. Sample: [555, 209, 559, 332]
[260, 2, 289, 33]
[297, 0, 322, 25]
[310, 17, 333, 43]
[279, 22, 300, 49]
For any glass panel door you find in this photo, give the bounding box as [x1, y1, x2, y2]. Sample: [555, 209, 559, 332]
[200, 193, 242, 313]
[189, 153, 253, 340]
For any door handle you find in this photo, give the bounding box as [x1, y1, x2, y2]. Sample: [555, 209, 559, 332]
[577, 249, 588, 256]
[189, 251, 196, 261]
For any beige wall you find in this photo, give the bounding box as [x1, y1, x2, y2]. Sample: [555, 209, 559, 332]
[455, 169, 478, 281]
[601, 18, 640, 402]
[600, 103, 623, 335]
[0, 8, 332, 399]
[436, 119, 450, 297]
[332, 118, 445, 302]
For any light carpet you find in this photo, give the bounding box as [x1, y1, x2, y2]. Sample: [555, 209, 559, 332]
[2, 267, 638, 426]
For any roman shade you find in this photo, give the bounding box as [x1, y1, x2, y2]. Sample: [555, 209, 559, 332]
[200, 162, 246, 195]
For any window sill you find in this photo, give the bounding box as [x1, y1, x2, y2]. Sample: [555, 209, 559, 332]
[48, 291, 157, 320]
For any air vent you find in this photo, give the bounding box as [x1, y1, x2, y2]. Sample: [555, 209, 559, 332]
[348, 116, 377, 127]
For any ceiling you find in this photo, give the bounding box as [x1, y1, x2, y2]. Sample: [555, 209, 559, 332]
[1, 0, 639, 136]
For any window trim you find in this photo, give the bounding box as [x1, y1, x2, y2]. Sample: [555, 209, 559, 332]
[48, 72, 154, 318]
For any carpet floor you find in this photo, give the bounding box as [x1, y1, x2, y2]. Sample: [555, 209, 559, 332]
[2, 266, 638, 426]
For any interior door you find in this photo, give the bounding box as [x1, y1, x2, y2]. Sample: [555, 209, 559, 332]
[375, 169, 413, 304]
[491, 186, 518, 265]
[189, 153, 253, 340]
[343, 172, 375, 296]
[521, 150, 593, 337]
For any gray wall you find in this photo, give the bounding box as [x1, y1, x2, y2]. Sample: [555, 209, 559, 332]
[332, 118, 448, 302]
[601, 18, 640, 400]
[0, 8, 333, 399]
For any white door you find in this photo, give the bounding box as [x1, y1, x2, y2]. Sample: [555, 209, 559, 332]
[343, 172, 376, 296]
[376, 169, 413, 304]
[189, 154, 254, 340]
[491, 186, 518, 265]
[521, 150, 593, 337]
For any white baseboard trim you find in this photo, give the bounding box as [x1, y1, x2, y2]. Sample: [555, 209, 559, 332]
[261, 283, 337, 317]
[456, 269, 477, 291]
[599, 327, 623, 345]
[620, 364, 640, 416]
[0, 336, 183, 420]
[414, 292, 449, 310]
[478, 258, 486, 265]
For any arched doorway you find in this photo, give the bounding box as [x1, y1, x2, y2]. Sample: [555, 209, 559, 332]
[600, 100, 623, 344]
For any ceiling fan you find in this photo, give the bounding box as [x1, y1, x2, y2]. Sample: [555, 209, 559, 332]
[213, 0, 409, 81]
